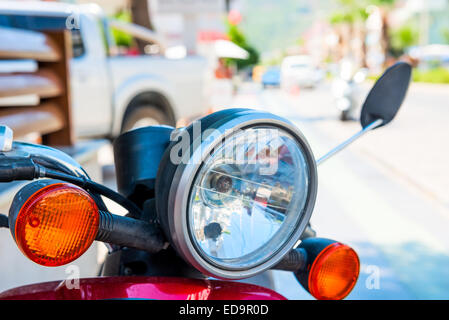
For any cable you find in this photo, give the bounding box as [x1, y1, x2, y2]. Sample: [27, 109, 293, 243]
[0, 214, 8, 228]
[43, 168, 143, 219]
[0, 156, 142, 219]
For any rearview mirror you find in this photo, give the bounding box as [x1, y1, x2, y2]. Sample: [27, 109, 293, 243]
[317, 62, 413, 165]
[360, 62, 412, 129]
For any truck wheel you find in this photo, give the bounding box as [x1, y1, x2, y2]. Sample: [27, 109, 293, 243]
[121, 105, 175, 133]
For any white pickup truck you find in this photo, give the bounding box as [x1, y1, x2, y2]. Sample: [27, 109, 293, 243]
[0, 2, 209, 138]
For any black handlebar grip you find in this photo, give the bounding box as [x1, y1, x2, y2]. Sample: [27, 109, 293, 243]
[96, 211, 167, 254]
[0, 157, 39, 182]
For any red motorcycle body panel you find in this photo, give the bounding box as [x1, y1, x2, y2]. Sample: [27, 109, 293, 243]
[0, 276, 286, 300]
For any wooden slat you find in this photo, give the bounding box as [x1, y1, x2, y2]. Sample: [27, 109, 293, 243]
[0, 103, 64, 138]
[0, 27, 61, 62]
[0, 70, 62, 98]
[41, 30, 74, 146]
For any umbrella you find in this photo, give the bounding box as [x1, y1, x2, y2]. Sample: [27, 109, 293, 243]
[214, 40, 249, 59]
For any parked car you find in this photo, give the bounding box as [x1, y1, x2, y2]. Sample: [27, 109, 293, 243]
[280, 55, 323, 89]
[0, 2, 209, 138]
[261, 67, 281, 88]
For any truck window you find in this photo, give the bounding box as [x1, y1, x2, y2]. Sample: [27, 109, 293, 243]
[71, 29, 85, 58]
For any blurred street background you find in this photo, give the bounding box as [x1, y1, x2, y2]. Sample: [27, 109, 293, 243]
[0, 0, 449, 299]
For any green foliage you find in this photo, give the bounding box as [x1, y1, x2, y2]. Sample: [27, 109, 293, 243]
[234, 0, 325, 56]
[329, 0, 370, 25]
[390, 24, 419, 55]
[226, 22, 260, 70]
[369, 0, 395, 6]
[369, 67, 449, 84]
[330, 12, 354, 24]
[111, 11, 133, 48]
[329, 0, 396, 26]
[328, 0, 401, 62]
[227, 23, 246, 47]
[413, 68, 449, 84]
[441, 27, 449, 45]
[328, 0, 398, 26]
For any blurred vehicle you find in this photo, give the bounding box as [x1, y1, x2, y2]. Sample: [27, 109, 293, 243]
[252, 65, 266, 83]
[261, 67, 281, 88]
[408, 44, 449, 65]
[280, 55, 323, 89]
[331, 59, 368, 121]
[0, 2, 208, 138]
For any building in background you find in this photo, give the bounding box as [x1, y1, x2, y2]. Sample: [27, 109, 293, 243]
[394, 0, 449, 45]
[75, 0, 231, 54]
[149, 0, 228, 54]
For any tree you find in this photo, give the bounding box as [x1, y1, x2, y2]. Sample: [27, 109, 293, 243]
[130, 0, 154, 53]
[111, 10, 133, 48]
[390, 24, 419, 57]
[328, 0, 398, 66]
[370, 0, 397, 60]
[441, 27, 449, 44]
[329, 0, 369, 66]
[226, 22, 260, 70]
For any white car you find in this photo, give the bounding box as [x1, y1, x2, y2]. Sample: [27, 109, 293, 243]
[280, 55, 323, 89]
[0, 2, 209, 138]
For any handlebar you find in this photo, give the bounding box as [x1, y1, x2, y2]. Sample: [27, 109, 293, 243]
[0, 148, 314, 276]
[97, 211, 167, 253]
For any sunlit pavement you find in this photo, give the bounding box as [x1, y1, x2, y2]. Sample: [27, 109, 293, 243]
[229, 81, 449, 299]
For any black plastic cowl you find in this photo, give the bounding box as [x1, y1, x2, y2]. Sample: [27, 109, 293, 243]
[113, 126, 174, 203]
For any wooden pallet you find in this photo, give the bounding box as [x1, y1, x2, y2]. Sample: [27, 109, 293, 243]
[0, 27, 73, 146]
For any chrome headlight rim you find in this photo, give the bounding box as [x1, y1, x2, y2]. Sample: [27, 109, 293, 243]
[157, 109, 318, 279]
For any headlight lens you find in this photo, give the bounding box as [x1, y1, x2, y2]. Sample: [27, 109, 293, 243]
[189, 127, 309, 269]
[156, 108, 318, 279]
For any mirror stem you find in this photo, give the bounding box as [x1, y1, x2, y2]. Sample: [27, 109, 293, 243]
[316, 119, 383, 166]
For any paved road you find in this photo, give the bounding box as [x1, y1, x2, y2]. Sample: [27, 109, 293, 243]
[229, 81, 449, 299]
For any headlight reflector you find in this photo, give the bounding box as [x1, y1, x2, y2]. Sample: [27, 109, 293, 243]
[189, 127, 310, 269]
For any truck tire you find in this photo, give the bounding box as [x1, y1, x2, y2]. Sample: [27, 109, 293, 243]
[121, 105, 175, 133]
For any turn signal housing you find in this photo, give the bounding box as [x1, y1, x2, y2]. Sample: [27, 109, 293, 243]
[9, 180, 99, 266]
[295, 238, 360, 300]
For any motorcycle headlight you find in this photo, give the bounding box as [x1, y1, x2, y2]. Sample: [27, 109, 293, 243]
[156, 109, 317, 279]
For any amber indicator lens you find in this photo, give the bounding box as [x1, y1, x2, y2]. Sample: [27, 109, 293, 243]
[14, 183, 99, 266]
[308, 243, 360, 300]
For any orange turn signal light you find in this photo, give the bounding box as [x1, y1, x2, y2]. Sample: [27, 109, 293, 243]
[9, 180, 99, 267]
[294, 238, 360, 300]
[308, 242, 360, 300]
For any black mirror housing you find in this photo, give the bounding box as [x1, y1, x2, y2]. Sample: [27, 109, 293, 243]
[360, 62, 412, 129]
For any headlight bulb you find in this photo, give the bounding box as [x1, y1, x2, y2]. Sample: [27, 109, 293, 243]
[200, 163, 242, 208]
